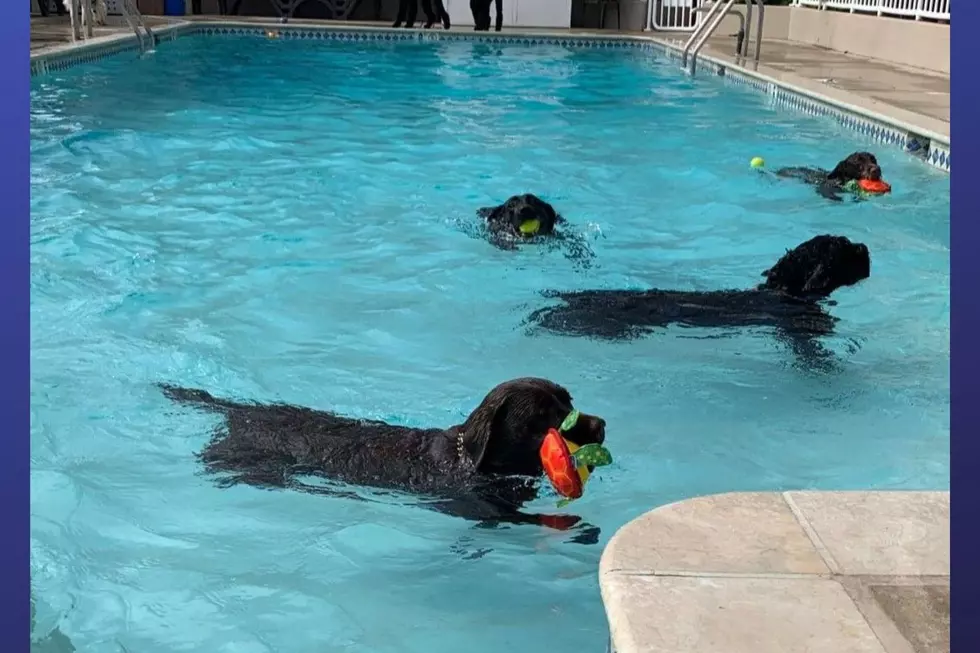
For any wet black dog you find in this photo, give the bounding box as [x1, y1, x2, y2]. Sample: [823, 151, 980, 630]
[775, 151, 883, 202]
[159, 377, 607, 542]
[476, 193, 596, 267]
[393, 0, 451, 28]
[525, 235, 871, 367]
[470, 0, 503, 31]
[478, 194, 562, 244]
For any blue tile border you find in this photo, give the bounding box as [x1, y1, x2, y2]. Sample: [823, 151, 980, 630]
[29, 22, 186, 76]
[191, 24, 659, 51]
[30, 37, 141, 76]
[29, 22, 949, 173]
[713, 64, 950, 173]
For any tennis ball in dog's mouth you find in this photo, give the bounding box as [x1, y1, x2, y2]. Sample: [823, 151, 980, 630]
[519, 219, 541, 236]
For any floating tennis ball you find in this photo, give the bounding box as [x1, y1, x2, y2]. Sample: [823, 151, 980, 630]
[750, 156, 765, 169]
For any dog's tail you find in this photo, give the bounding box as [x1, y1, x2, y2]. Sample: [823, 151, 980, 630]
[157, 383, 247, 413]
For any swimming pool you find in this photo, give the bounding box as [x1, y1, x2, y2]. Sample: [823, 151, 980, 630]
[30, 31, 950, 653]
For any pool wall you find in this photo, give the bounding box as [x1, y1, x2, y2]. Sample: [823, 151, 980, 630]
[29, 21, 950, 173]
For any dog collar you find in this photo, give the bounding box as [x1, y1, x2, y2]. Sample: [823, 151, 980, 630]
[456, 431, 470, 465]
[455, 411, 581, 467]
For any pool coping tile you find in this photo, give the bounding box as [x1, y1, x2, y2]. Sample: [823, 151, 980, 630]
[28, 20, 949, 173]
[599, 491, 950, 653]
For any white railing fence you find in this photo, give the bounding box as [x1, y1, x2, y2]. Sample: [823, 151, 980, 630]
[650, 0, 704, 31]
[794, 0, 949, 22]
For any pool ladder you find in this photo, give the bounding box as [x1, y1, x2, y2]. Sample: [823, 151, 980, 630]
[67, 0, 155, 53]
[120, 0, 157, 53]
[681, 0, 765, 75]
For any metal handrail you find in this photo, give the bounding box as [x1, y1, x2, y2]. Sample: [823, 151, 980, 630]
[681, 0, 735, 67]
[65, 0, 154, 52]
[120, 0, 156, 52]
[743, 0, 763, 61]
[682, 0, 765, 74]
[693, 3, 744, 56]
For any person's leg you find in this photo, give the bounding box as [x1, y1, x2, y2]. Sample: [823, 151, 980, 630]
[403, 0, 418, 27]
[493, 0, 502, 31]
[432, 0, 450, 28]
[420, 0, 436, 27]
[470, 0, 487, 30]
[192, 0, 201, 14]
[393, 0, 407, 27]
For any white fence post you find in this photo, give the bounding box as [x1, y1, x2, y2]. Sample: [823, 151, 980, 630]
[791, 0, 948, 21]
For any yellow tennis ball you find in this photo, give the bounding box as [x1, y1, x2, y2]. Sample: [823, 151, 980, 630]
[519, 219, 541, 236]
[750, 156, 765, 169]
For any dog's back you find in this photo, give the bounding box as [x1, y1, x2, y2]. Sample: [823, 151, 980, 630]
[528, 288, 836, 340]
[160, 385, 460, 493]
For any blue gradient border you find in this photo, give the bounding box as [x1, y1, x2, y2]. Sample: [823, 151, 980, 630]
[952, 3, 976, 649]
[8, 1, 30, 651]
[20, 9, 960, 653]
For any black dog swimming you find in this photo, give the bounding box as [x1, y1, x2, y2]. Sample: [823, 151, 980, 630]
[159, 377, 607, 542]
[775, 151, 884, 202]
[479, 193, 562, 243]
[393, 0, 451, 29]
[525, 235, 871, 367]
[470, 0, 503, 31]
[476, 193, 597, 267]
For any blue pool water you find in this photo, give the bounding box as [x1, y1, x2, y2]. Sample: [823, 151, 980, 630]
[31, 33, 949, 652]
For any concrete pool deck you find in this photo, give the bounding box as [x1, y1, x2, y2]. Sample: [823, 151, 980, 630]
[600, 491, 950, 653]
[687, 34, 949, 138]
[29, 14, 176, 53]
[30, 16, 949, 143]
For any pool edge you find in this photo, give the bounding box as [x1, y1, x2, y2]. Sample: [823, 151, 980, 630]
[29, 21, 950, 174]
[599, 490, 950, 653]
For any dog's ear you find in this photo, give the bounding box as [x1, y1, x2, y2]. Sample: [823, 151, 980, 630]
[476, 205, 500, 222]
[802, 263, 829, 294]
[827, 159, 858, 182]
[460, 393, 510, 468]
[760, 248, 792, 279]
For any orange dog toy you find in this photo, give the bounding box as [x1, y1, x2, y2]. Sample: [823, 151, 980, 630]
[847, 179, 891, 195]
[539, 410, 613, 504]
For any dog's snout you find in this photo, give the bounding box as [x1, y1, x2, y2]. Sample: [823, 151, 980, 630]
[867, 164, 882, 180]
[591, 416, 606, 444]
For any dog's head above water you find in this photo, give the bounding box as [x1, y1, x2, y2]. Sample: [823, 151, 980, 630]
[480, 194, 562, 239]
[828, 151, 882, 183]
[457, 377, 606, 478]
[759, 234, 871, 299]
